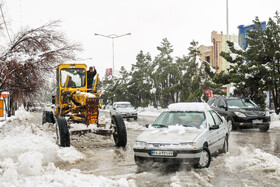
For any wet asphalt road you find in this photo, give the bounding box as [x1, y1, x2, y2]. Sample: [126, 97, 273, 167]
[37, 111, 280, 186]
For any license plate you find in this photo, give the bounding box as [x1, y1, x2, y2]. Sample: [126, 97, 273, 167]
[252, 119, 263, 124]
[151, 151, 173, 156]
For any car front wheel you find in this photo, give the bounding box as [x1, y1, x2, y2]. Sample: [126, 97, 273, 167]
[227, 118, 238, 131]
[259, 124, 269, 132]
[195, 147, 211, 168]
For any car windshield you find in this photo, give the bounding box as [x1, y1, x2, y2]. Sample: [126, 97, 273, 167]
[116, 104, 133, 108]
[61, 68, 86, 88]
[152, 111, 206, 129]
[226, 99, 257, 108]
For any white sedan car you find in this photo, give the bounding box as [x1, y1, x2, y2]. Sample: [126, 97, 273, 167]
[110, 102, 138, 120]
[133, 102, 230, 168]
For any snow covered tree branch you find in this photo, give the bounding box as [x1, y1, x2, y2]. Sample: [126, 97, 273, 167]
[0, 19, 81, 105]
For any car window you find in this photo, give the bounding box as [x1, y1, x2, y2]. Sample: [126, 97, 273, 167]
[153, 111, 206, 129]
[206, 112, 215, 126]
[243, 99, 257, 108]
[218, 99, 226, 107]
[213, 98, 220, 107]
[210, 111, 222, 126]
[207, 98, 215, 106]
[116, 104, 132, 108]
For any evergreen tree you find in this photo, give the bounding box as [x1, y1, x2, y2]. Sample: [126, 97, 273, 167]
[218, 12, 280, 112]
[128, 51, 153, 107]
[152, 38, 174, 107]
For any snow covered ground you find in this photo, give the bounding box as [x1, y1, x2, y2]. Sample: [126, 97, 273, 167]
[1, 107, 280, 186]
[0, 107, 134, 186]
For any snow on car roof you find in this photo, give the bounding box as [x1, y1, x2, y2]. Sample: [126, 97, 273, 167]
[168, 102, 211, 112]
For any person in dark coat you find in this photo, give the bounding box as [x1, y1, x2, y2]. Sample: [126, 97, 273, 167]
[87, 66, 97, 89]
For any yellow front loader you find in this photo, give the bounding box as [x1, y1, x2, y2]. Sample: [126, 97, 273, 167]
[42, 64, 127, 147]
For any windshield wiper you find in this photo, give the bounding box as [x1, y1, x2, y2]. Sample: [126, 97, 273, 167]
[152, 124, 168, 128]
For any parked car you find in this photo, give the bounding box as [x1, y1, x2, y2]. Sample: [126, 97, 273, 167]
[110, 102, 138, 120]
[207, 96, 270, 132]
[133, 102, 230, 168]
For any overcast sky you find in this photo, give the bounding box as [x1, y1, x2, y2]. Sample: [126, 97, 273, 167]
[3, 0, 280, 77]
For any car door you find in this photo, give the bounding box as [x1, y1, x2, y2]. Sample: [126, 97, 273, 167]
[215, 99, 228, 118]
[210, 110, 227, 149]
[206, 111, 220, 153]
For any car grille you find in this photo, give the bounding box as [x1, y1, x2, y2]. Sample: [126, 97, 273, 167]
[148, 143, 178, 148]
[246, 112, 265, 117]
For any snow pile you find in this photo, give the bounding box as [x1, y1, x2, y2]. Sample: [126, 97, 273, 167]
[0, 119, 83, 165]
[0, 108, 133, 186]
[270, 113, 280, 128]
[225, 147, 280, 180]
[125, 121, 146, 131]
[1, 162, 133, 186]
[163, 125, 204, 134]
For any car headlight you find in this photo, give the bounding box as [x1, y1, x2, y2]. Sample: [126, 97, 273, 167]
[134, 141, 147, 148]
[180, 142, 197, 149]
[234, 112, 246, 117]
[265, 111, 270, 117]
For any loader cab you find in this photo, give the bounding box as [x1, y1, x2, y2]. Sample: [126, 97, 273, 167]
[60, 68, 86, 88]
[55, 64, 88, 114]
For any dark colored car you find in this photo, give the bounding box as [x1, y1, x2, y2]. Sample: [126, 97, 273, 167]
[207, 96, 270, 132]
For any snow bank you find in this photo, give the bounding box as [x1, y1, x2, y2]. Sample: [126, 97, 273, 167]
[225, 147, 280, 180]
[270, 113, 280, 128]
[0, 119, 83, 166]
[125, 121, 146, 131]
[0, 108, 133, 186]
[1, 162, 133, 186]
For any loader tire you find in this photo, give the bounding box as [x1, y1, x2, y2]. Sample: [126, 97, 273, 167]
[42, 111, 55, 125]
[56, 117, 70, 147]
[112, 115, 127, 147]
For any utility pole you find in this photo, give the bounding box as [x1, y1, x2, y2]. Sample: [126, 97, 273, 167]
[226, 0, 230, 97]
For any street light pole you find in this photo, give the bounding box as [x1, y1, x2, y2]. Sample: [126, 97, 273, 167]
[94, 33, 131, 77]
[226, 0, 230, 97]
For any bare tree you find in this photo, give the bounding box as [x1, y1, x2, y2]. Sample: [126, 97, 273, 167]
[0, 20, 81, 106]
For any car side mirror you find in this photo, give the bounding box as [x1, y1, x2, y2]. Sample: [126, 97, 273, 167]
[221, 105, 227, 110]
[145, 124, 150, 128]
[209, 125, 219, 130]
[113, 107, 116, 110]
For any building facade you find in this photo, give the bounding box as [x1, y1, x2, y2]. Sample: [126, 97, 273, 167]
[238, 21, 266, 50]
[199, 31, 238, 73]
